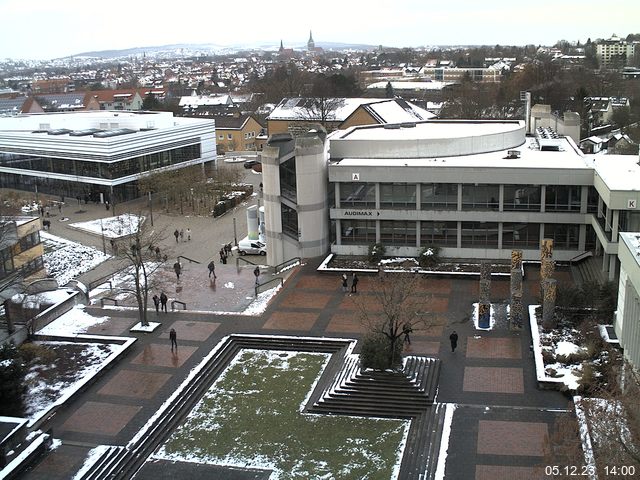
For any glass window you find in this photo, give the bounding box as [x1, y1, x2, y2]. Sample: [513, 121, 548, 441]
[380, 221, 416, 246]
[227, 134, 233, 140]
[421, 183, 458, 210]
[380, 183, 416, 210]
[420, 221, 458, 246]
[502, 223, 540, 248]
[279, 157, 297, 202]
[339, 183, 376, 209]
[341, 220, 376, 245]
[461, 222, 499, 247]
[503, 185, 541, 211]
[544, 224, 579, 250]
[587, 186, 598, 213]
[281, 204, 298, 239]
[461, 184, 500, 210]
[545, 185, 581, 212]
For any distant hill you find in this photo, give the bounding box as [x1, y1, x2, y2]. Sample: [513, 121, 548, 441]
[68, 41, 378, 59]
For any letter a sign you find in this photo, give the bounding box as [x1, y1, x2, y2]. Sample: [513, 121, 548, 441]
[352, 173, 360, 181]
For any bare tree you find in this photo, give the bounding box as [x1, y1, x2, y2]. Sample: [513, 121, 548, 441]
[299, 96, 345, 131]
[113, 215, 167, 326]
[353, 272, 434, 370]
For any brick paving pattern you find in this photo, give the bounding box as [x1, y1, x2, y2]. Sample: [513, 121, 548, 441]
[278, 291, 332, 309]
[159, 320, 220, 341]
[463, 367, 525, 394]
[98, 370, 172, 399]
[476, 420, 549, 456]
[60, 401, 142, 436]
[130, 344, 198, 368]
[475, 465, 545, 480]
[262, 311, 319, 330]
[466, 337, 522, 359]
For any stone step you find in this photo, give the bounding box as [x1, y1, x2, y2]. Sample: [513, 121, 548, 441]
[399, 403, 448, 480]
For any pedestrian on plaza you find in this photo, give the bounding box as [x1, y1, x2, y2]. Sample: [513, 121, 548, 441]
[179, 229, 184, 242]
[174, 229, 179, 243]
[152, 294, 160, 313]
[76, 195, 81, 205]
[225, 243, 232, 256]
[155, 246, 161, 259]
[351, 272, 359, 293]
[160, 292, 168, 312]
[449, 330, 459, 353]
[58, 203, 62, 213]
[170, 328, 178, 352]
[254, 266, 260, 284]
[208, 260, 217, 279]
[186, 228, 191, 241]
[173, 260, 182, 280]
[403, 323, 413, 345]
[39, 206, 44, 217]
[219, 248, 225, 263]
[341, 273, 348, 293]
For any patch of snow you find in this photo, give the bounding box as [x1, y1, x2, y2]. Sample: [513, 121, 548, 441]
[71, 445, 114, 480]
[223, 282, 235, 289]
[42, 232, 109, 286]
[573, 396, 598, 480]
[0, 432, 48, 478]
[242, 285, 281, 315]
[434, 403, 457, 480]
[69, 214, 144, 238]
[555, 341, 585, 357]
[37, 304, 110, 336]
[130, 322, 161, 332]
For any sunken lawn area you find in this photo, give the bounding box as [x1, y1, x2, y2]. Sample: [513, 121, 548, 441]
[156, 349, 409, 479]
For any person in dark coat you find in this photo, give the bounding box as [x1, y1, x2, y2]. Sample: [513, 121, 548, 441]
[208, 260, 217, 279]
[351, 273, 359, 293]
[152, 294, 160, 313]
[220, 248, 226, 263]
[254, 266, 260, 284]
[341, 273, 348, 293]
[403, 323, 413, 344]
[174, 229, 179, 243]
[169, 328, 178, 352]
[449, 330, 459, 352]
[173, 260, 182, 280]
[160, 292, 168, 312]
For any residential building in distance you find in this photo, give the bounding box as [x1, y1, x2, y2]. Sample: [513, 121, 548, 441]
[261, 120, 640, 282]
[0, 217, 45, 285]
[266, 97, 435, 136]
[0, 97, 44, 116]
[32, 93, 100, 112]
[596, 34, 638, 68]
[91, 89, 145, 111]
[0, 111, 216, 203]
[213, 114, 264, 153]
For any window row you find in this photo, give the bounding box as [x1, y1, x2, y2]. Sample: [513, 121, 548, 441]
[337, 182, 597, 213]
[340, 220, 582, 250]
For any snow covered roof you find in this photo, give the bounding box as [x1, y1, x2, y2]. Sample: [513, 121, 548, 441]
[366, 81, 452, 91]
[620, 233, 640, 269]
[589, 154, 640, 191]
[361, 99, 436, 123]
[179, 94, 233, 108]
[268, 97, 379, 122]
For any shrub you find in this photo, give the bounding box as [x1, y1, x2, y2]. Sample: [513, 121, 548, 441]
[359, 333, 403, 371]
[368, 243, 386, 264]
[19, 342, 56, 365]
[418, 246, 440, 269]
[0, 342, 26, 417]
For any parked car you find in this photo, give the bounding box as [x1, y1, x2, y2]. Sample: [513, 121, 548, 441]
[243, 159, 261, 169]
[238, 238, 266, 255]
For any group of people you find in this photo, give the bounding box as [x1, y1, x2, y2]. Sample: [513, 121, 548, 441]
[173, 228, 192, 243]
[151, 292, 169, 312]
[340, 272, 359, 294]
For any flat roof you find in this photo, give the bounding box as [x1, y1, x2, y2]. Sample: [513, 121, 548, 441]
[620, 233, 640, 268]
[590, 154, 640, 191]
[338, 120, 524, 141]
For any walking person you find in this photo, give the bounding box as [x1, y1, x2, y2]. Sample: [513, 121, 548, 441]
[449, 330, 459, 353]
[179, 229, 184, 242]
[254, 266, 260, 285]
[341, 273, 348, 293]
[169, 328, 178, 352]
[174, 229, 179, 243]
[219, 248, 225, 263]
[160, 292, 168, 312]
[208, 260, 217, 279]
[152, 294, 160, 313]
[173, 259, 182, 280]
[403, 323, 413, 345]
[351, 272, 359, 294]
[186, 228, 191, 241]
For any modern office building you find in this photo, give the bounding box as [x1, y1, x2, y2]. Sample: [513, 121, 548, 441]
[0, 111, 216, 202]
[262, 119, 640, 282]
[616, 233, 640, 370]
[0, 217, 45, 289]
[596, 35, 637, 69]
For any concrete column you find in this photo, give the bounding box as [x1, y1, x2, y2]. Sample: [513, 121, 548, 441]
[580, 185, 588, 214]
[498, 184, 504, 212]
[336, 219, 342, 246]
[416, 220, 421, 248]
[457, 184, 462, 211]
[598, 197, 603, 218]
[540, 185, 546, 213]
[456, 221, 462, 249]
[578, 224, 586, 251]
[415, 184, 420, 210]
[612, 210, 620, 241]
[375, 183, 380, 210]
[335, 183, 341, 208]
[609, 255, 617, 281]
[605, 207, 612, 232]
[498, 223, 503, 250]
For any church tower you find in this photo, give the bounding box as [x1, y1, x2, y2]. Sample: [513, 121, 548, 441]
[307, 30, 315, 51]
[279, 39, 284, 53]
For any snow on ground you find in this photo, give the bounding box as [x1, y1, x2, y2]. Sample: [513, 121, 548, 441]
[42, 232, 110, 286]
[555, 340, 586, 357]
[24, 341, 121, 421]
[242, 285, 281, 315]
[37, 305, 110, 336]
[69, 214, 144, 238]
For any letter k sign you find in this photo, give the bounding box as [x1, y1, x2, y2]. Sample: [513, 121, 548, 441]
[629, 199, 637, 209]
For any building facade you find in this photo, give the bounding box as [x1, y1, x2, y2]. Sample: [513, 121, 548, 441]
[0, 217, 44, 286]
[262, 120, 640, 283]
[596, 35, 637, 69]
[0, 111, 216, 202]
[616, 233, 640, 370]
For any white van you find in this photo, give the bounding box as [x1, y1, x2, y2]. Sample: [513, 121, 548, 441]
[238, 238, 266, 256]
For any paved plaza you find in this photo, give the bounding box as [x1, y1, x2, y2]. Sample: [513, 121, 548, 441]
[16, 172, 571, 479]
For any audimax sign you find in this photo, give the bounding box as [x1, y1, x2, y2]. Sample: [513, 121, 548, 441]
[344, 210, 380, 216]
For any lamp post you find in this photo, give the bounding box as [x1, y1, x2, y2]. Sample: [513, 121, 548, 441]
[148, 191, 154, 226]
[100, 218, 106, 254]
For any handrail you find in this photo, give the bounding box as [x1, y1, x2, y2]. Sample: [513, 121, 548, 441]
[569, 251, 593, 265]
[274, 257, 301, 275]
[100, 297, 118, 307]
[236, 256, 259, 267]
[255, 277, 283, 296]
[88, 274, 116, 290]
[171, 300, 186, 311]
[177, 255, 201, 264]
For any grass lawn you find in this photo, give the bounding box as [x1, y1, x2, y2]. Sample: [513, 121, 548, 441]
[156, 349, 409, 479]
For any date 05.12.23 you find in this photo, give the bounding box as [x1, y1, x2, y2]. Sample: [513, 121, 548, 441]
[545, 465, 636, 476]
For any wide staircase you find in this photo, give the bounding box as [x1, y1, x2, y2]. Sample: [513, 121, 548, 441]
[78, 335, 445, 480]
[570, 255, 605, 285]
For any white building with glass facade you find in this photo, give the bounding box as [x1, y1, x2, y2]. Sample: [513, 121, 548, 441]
[262, 119, 640, 282]
[0, 111, 216, 203]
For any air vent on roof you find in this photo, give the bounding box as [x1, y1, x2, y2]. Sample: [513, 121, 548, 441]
[506, 150, 521, 159]
[47, 129, 72, 135]
[383, 124, 401, 129]
[69, 128, 103, 137]
[400, 122, 416, 128]
[93, 128, 137, 138]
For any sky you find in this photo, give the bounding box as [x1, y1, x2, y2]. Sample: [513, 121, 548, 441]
[1, 0, 639, 60]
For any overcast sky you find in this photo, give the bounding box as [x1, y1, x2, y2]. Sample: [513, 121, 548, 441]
[1, 0, 639, 60]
